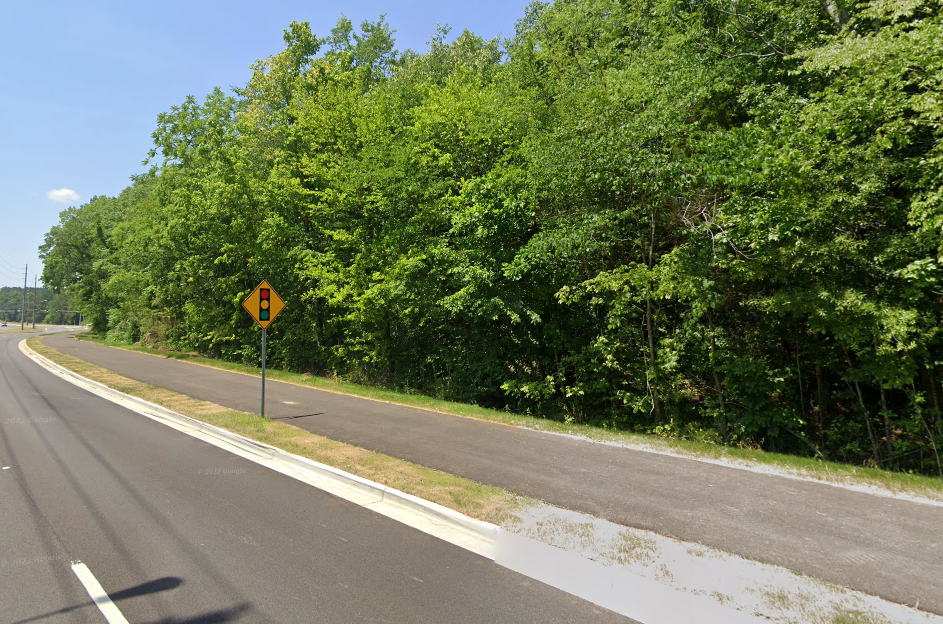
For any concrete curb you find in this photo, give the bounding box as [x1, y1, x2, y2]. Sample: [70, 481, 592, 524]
[19, 337, 499, 558]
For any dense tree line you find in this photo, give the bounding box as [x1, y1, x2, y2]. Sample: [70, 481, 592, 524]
[0, 286, 56, 324]
[40, 0, 943, 474]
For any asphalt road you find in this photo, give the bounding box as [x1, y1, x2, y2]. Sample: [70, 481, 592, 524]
[1, 330, 632, 623]
[41, 332, 943, 615]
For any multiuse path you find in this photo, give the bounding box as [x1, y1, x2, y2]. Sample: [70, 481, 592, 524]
[43, 332, 943, 614]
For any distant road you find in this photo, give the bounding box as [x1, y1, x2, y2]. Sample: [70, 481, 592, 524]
[41, 332, 943, 615]
[0, 330, 631, 623]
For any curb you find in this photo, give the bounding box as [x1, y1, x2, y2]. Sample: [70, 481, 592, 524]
[19, 337, 499, 558]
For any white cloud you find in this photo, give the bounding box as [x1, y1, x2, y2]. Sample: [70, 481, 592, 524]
[47, 188, 80, 204]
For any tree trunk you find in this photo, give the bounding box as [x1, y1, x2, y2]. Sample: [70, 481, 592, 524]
[645, 293, 662, 422]
[796, 344, 806, 419]
[853, 379, 881, 464]
[815, 364, 827, 432]
[914, 379, 943, 477]
[707, 312, 726, 437]
[842, 345, 881, 463]
[645, 209, 662, 423]
[927, 366, 941, 435]
[822, 0, 850, 26]
[878, 381, 894, 468]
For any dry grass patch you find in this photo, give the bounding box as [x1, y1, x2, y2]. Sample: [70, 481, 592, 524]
[28, 336, 521, 525]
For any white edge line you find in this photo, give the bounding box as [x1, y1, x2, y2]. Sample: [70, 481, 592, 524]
[18, 338, 498, 557]
[71, 561, 130, 624]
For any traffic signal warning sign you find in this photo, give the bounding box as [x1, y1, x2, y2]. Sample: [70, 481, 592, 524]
[242, 280, 285, 329]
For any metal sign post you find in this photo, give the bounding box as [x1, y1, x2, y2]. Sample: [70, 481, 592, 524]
[241, 280, 285, 418]
[261, 328, 267, 418]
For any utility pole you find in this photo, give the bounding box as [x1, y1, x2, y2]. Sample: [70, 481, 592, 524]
[21, 264, 27, 330]
[32, 275, 37, 328]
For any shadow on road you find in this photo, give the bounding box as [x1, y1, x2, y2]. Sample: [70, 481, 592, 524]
[142, 602, 252, 624]
[270, 412, 324, 420]
[110, 575, 183, 601]
[9, 576, 185, 624]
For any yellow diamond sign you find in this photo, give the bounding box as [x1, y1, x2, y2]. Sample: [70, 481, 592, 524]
[242, 280, 285, 329]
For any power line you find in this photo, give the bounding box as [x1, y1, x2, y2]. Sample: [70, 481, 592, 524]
[0, 266, 21, 281]
[0, 262, 19, 277]
[0, 248, 19, 271]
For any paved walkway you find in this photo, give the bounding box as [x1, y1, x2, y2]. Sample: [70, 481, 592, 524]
[42, 333, 943, 614]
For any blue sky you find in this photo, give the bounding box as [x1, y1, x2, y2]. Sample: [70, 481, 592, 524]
[0, 0, 533, 288]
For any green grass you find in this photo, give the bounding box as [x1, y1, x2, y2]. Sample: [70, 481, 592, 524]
[75, 333, 943, 502]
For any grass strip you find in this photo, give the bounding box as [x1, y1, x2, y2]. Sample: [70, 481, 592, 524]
[74, 333, 943, 503]
[29, 336, 523, 525]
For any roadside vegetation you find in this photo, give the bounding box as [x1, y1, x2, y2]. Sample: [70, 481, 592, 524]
[38, 0, 943, 475]
[0, 286, 58, 326]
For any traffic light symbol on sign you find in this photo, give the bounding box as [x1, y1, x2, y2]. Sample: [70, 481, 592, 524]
[260, 289, 270, 321]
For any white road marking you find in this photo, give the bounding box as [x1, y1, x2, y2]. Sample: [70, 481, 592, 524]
[2, 467, 10, 470]
[71, 561, 130, 624]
